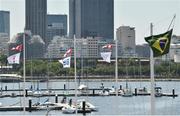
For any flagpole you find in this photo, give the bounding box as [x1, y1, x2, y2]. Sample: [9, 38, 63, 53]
[115, 39, 118, 96]
[74, 35, 77, 114]
[23, 31, 26, 114]
[150, 23, 155, 115]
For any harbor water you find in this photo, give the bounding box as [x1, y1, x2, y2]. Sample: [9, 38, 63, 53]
[0, 80, 180, 115]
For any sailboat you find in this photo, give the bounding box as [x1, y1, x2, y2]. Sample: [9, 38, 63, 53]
[121, 58, 133, 97]
[76, 99, 98, 111]
[62, 104, 76, 114]
[122, 82, 133, 97]
[77, 47, 89, 95]
[137, 59, 148, 95]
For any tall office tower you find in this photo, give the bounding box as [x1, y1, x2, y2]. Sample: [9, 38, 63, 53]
[116, 26, 136, 55]
[0, 10, 10, 36]
[25, 0, 47, 44]
[46, 14, 67, 45]
[69, 0, 114, 41]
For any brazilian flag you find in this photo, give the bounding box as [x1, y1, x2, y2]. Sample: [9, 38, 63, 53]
[145, 29, 173, 57]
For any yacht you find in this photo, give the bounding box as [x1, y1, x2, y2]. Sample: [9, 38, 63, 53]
[77, 99, 98, 111]
[122, 88, 133, 97]
[62, 104, 76, 114]
[155, 87, 162, 97]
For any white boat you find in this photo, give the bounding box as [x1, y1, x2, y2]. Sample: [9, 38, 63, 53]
[138, 87, 148, 94]
[36, 102, 62, 110]
[62, 104, 76, 114]
[122, 78, 133, 97]
[33, 90, 43, 97]
[118, 89, 124, 95]
[43, 90, 55, 95]
[109, 86, 116, 94]
[77, 99, 98, 111]
[155, 87, 162, 97]
[122, 88, 133, 97]
[78, 84, 89, 94]
[98, 89, 109, 96]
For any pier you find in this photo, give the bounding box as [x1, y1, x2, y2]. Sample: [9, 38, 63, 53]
[0, 88, 178, 98]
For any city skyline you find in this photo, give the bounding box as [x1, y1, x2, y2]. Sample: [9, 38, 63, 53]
[25, 0, 47, 44]
[0, 0, 179, 45]
[69, 0, 114, 41]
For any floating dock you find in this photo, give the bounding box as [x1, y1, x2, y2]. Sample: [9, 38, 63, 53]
[0, 88, 178, 98]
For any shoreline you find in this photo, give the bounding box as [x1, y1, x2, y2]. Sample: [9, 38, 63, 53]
[1, 75, 180, 82]
[24, 76, 180, 82]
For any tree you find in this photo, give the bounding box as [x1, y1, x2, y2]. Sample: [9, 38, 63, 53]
[0, 54, 7, 65]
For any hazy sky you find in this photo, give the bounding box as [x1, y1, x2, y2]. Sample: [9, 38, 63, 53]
[0, 0, 179, 45]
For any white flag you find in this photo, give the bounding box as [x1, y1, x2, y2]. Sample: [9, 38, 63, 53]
[58, 57, 71, 68]
[7, 53, 21, 64]
[100, 52, 111, 63]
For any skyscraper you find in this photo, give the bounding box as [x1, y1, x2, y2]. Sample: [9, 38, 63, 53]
[0, 10, 10, 36]
[25, 0, 47, 44]
[69, 0, 114, 41]
[46, 14, 67, 45]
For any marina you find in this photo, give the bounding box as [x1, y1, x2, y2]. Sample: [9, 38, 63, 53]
[0, 87, 178, 97]
[0, 1, 179, 115]
[0, 80, 180, 115]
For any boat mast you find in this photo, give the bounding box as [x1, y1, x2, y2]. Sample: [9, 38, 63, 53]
[115, 39, 118, 96]
[150, 23, 155, 115]
[74, 35, 77, 114]
[23, 30, 26, 114]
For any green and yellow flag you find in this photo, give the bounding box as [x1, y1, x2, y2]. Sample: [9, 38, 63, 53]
[145, 29, 173, 57]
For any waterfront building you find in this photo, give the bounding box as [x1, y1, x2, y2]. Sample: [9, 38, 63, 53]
[170, 35, 180, 61]
[45, 37, 73, 58]
[0, 33, 9, 55]
[116, 26, 136, 57]
[69, 0, 114, 41]
[135, 44, 150, 58]
[98, 40, 123, 58]
[45, 37, 99, 58]
[8, 32, 45, 59]
[0, 10, 10, 36]
[46, 14, 67, 45]
[25, 0, 47, 44]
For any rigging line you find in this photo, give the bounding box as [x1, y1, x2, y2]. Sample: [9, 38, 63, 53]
[143, 15, 175, 38]
[9, 101, 20, 106]
[167, 14, 176, 31]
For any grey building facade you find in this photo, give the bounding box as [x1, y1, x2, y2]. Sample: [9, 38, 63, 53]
[116, 26, 136, 56]
[46, 14, 67, 45]
[0, 11, 10, 36]
[25, 0, 47, 44]
[69, 0, 114, 41]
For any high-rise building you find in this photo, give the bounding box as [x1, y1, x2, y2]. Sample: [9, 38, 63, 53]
[46, 14, 67, 45]
[0, 33, 9, 55]
[69, 0, 114, 41]
[116, 26, 136, 56]
[25, 0, 47, 44]
[0, 11, 10, 36]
